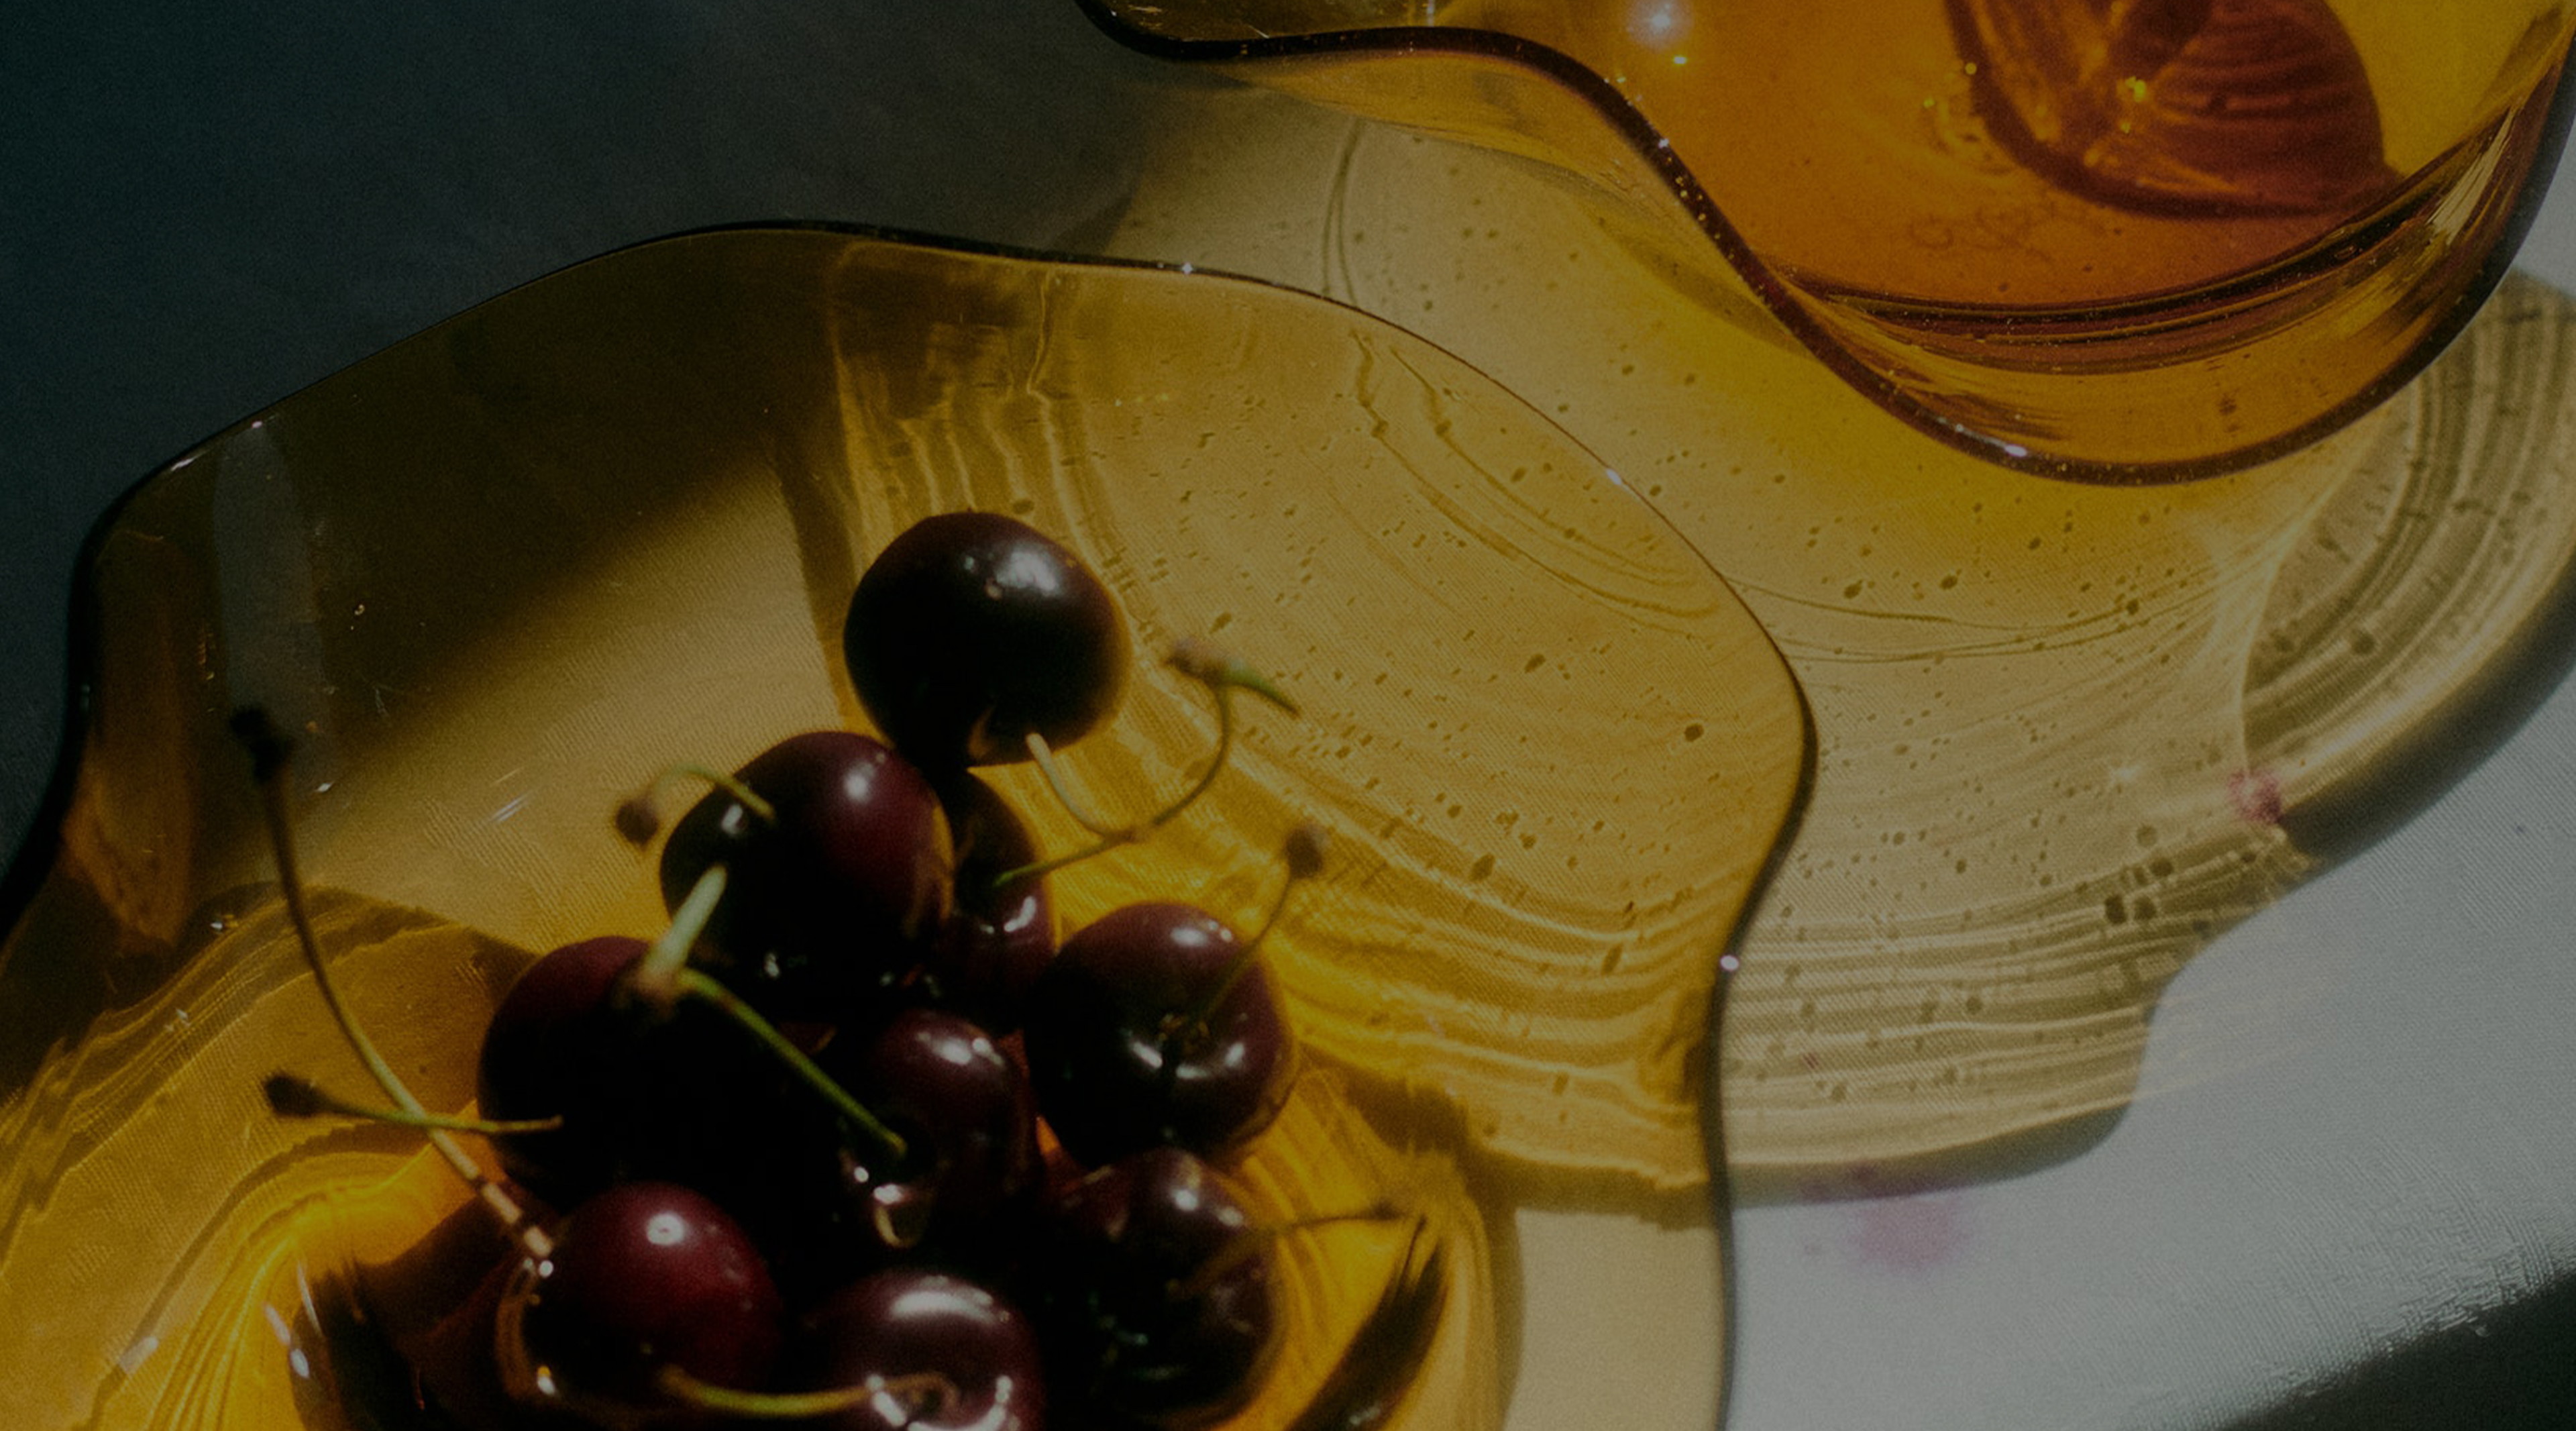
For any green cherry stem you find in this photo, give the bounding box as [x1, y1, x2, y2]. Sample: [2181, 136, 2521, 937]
[654, 1366, 957, 1421]
[1019, 730, 1125, 840]
[997, 640, 1299, 890]
[262, 1073, 566, 1136]
[1168, 635, 1299, 716]
[673, 967, 909, 1167]
[616, 862, 910, 1166]
[1178, 821, 1330, 1032]
[623, 863, 726, 1011]
[229, 708, 553, 1259]
[613, 762, 778, 846]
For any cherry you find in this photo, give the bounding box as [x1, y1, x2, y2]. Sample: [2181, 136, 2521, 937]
[808, 1007, 1042, 1261]
[922, 774, 1057, 1032]
[475, 935, 655, 1201]
[504, 1182, 785, 1416]
[657, 731, 953, 1018]
[843, 511, 1129, 772]
[796, 1269, 1046, 1431]
[1032, 1147, 1276, 1427]
[1020, 902, 1292, 1167]
[475, 935, 794, 1207]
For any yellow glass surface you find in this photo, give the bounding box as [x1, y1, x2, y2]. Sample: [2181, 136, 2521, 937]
[1110, 88, 2576, 1190]
[1078, 0, 2576, 476]
[0, 228, 1807, 1430]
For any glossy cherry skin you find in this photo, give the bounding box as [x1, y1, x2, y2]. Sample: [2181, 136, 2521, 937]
[1020, 902, 1292, 1167]
[659, 730, 953, 1019]
[507, 1182, 785, 1414]
[813, 1007, 1042, 1259]
[476, 935, 789, 1206]
[843, 512, 1129, 772]
[1031, 1147, 1275, 1427]
[922, 774, 1057, 1033]
[797, 1269, 1046, 1431]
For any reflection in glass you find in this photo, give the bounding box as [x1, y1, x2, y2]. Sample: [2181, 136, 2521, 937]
[1081, 0, 2576, 475]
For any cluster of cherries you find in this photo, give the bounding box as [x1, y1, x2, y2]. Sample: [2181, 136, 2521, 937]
[250, 513, 1346, 1430]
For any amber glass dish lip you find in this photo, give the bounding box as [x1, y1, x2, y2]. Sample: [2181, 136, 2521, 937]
[1071, 0, 2576, 484]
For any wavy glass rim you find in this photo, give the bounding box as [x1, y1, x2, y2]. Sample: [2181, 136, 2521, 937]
[1073, 0, 2576, 482]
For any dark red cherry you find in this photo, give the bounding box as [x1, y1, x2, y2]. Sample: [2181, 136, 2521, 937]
[508, 1182, 785, 1413]
[476, 935, 644, 1201]
[1020, 902, 1292, 1167]
[923, 774, 1057, 1032]
[476, 936, 788, 1205]
[796, 1269, 1046, 1431]
[814, 1007, 1042, 1256]
[843, 512, 1128, 771]
[659, 731, 953, 1018]
[1032, 1147, 1275, 1426]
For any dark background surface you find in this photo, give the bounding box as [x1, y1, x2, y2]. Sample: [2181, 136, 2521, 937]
[5, 5, 2572, 1427]
[1, 0, 1171, 863]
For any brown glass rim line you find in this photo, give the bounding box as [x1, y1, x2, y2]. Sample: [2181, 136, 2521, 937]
[1071, 0, 2576, 484]
[1796, 144, 2520, 335]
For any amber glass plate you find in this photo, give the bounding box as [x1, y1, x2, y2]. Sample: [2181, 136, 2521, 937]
[0, 227, 1807, 1430]
[1107, 93, 2576, 1194]
[1077, 0, 2576, 479]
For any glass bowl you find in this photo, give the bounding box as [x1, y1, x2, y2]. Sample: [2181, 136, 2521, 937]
[1076, 0, 2576, 479]
[0, 225, 1807, 1430]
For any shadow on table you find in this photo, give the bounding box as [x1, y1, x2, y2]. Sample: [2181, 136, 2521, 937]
[2232, 1273, 2576, 1430]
